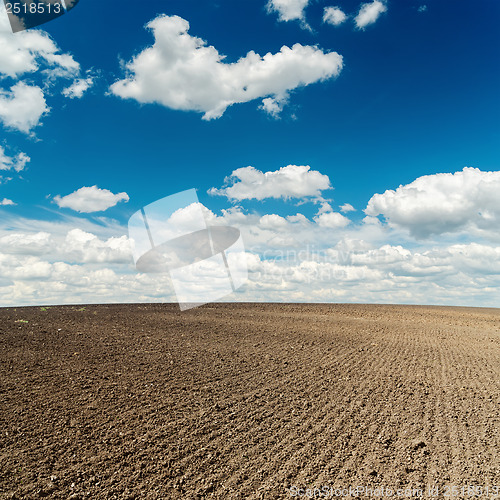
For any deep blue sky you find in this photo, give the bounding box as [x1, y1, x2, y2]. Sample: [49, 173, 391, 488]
[2, 0, 498, 223]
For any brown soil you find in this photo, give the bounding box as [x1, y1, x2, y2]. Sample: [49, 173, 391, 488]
[0, 303, 499, 499]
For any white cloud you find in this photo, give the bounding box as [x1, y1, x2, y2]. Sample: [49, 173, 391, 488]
[0, 211, 126, 241]
[365, 167, 500, 239]
[111, 15, 343, 120]
[62, 77, 94, 99]
[0, 225, 132, 266]
[0, 5, 85, 134]
[0, 198, 16, 206]
[314, 211, 350, 228]
[0, 231, 51, 254]
[418, 5, 427, 13]
[260, 214, 289, 231]
[0, 235, 495, 307]
[363, 215, 382, 226]
[209, 165, 332, 201]
[246, 239, 500, 306]
[0, 82, 49, 133]
[347, 242, 500, 279]
[313, 202, 351, 229]
[317, 201, 334, 215]
[0, 147, 30, 172]
[0, 9, 79, 79]
[259, 95, 288, 118]
[354, 0, 387, 29]
[63, 229, 132, 264]
[54, 186, 130, 213]
[340, 203, 356, 213]
[0, 217, 170, 305]
[267, 0, 309, 22]
[323, 6, 348, 26]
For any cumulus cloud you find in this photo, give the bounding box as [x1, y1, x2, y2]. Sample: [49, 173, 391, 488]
[0, 218, 169, 305]
[0, 224, 132, 265]
[314, 211, 350, 228]
[62, 77, 94, 99]
[248, 238, 500, 306]
[0, 82, 49, 133]
[365, 167, 500, 239]
[0, 5, 85, 133]
[0, 147, 30, 172]
[63, 229, 132, 264]
[260, 214, 290, 231]
[0, 231, 51, 255]
[267, 0, 309, 22]
[316, 201, 334, 215]
[0, 198, 16, 206]
[354, 0, 387, 29]
[110, 15, 343, 120]
[209, 165, 332, 201]
[259, 95, 288, 118]
[54, 186, 130, 213]
[340, 203, 356, 213]
[323, 6, 348, 26]
[0, 10, 79, 79]
[348, 242, 500, 279]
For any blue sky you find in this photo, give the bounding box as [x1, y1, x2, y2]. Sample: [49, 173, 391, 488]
[0, 0, 499, 307]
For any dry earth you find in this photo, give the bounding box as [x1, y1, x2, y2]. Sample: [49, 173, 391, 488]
[0, 303, 499, 499]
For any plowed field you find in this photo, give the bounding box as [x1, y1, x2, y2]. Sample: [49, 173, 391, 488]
[0, 304, 499, 499]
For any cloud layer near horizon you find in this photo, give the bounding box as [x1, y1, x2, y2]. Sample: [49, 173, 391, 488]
[0, 166, 498, 308]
